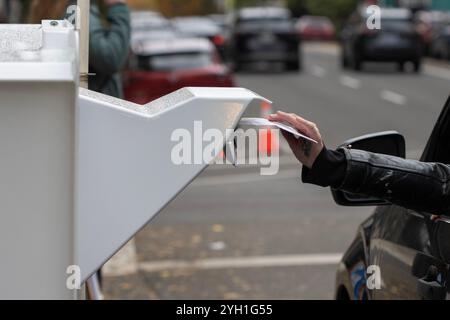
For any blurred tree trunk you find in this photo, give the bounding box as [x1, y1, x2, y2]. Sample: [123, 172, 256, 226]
[128, 0, 219, 16]
[286, 0, 308, 18]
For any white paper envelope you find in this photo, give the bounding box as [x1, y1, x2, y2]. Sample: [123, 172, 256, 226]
[239, 118, 318, 144]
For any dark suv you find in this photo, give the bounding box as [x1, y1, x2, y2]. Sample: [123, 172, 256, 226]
[333, 96, 450, 300]
[231, 7, 302, 71]
[341, 8, 423, 72]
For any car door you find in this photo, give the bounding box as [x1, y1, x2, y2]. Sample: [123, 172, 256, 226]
[369, 97, 450, 300]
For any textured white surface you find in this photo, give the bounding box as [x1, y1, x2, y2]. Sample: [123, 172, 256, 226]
[0, 25, 42, 61]
[0, 21, 77, 81]
[80, 86, 195, 116]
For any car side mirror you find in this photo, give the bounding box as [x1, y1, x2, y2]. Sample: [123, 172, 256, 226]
[331, 131, 406, 207]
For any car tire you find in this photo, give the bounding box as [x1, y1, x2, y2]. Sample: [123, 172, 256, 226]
[286, 60, 301, 72]
[397, 62, 405, 72]
[341, 54, 349, 69]
[353, 58, 363, 71]
[413, 60, 422, 73]
[444, 46, 450, 61]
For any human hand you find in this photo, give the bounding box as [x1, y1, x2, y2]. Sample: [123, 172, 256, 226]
[269, 111, 324, 169]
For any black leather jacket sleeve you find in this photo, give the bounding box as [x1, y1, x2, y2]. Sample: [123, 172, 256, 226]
[303, 148, 450, 216]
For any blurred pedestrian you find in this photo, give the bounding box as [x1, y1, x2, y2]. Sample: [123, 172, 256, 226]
[0, 0, 8, 23]
[85, 0, 131, 98]
[28, 0, 131, 98]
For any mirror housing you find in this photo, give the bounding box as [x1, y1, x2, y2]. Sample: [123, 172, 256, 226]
[331, 131, 406, 207]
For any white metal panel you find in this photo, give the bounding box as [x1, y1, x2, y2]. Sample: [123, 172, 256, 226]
[76, 87, 269, 281]
[0, 21, 78, 299]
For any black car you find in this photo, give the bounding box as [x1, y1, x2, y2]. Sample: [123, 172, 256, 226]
[430, 24, 450, 60]
[341, 8, 423, 72]
[333, 95, 450, 300]
[231, 7, 302, 71]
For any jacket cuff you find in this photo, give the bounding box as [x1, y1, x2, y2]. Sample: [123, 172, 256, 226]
[302, 147, 347, 188]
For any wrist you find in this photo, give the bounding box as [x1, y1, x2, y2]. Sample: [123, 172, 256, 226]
[302, 147, 347, 188]
[305, 143, 324, 169]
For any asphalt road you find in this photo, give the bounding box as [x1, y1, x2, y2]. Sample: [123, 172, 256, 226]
[102, 43, 450, 300]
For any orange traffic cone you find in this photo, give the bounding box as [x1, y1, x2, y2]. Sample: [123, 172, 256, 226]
[259, 128, 279, 156]
[258, 101, 279, 156]
[260, 101, 273, 119]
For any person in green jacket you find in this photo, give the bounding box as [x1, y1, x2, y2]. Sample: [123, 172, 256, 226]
[30, 0, 130, 97]
[62, 0, 130, 97]
[87, 0, 131, 98]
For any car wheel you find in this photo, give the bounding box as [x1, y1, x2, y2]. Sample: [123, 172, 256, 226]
[413, 60, 422, 73]
[341, 54, 349, 69]
[444, 46, 450, 61]
[353, 58, 363, 71]
[286, 60, 301, 72]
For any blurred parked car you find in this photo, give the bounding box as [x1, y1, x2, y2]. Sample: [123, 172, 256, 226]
[341, 8, 422, 72]
[130, 10, 171, 32]
[415, 10, 450, 54]
[130, 10, 177, 44]
[131, 29, 179, 44]
[430, 24, 450, 60]
[231, 7, 302, 71]
[124, 38, 234, 104]
[296, 15, 335, 41]
[172, 16, 228, 59]
[334, 96, 450, 300]
[209, 14, 232, 33]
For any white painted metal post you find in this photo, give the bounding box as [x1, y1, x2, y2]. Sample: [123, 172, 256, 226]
[0, 21, 79, 299]
[77, 0, 90, 89]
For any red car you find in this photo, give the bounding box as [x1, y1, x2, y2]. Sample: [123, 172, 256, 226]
[296, 15, 335, 41]
[124, 38, 234, 104]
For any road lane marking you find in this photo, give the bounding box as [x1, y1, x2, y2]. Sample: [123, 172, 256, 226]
[303, 43, 340, 56]
[339, 75, 361, 89]
[134, 253, 343, 274]
[191, 169, 300, 187]
[310, 65, 326, 78]
[103, 240, 342, 277]
[380, 90, 407, 106]
[424, 64, 450, 81]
